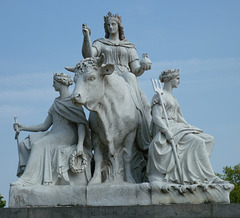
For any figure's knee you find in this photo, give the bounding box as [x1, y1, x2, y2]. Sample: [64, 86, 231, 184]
[207, 135, 214, 144]
[196, 136, 206, 147]
[18, 140, 30, 154]
[124, 72, 137, 85]
[202, 134, 214, 156]
[188, 134, 205, 148]
[31, 140, 43, 150]
[18, 141, 25, 151]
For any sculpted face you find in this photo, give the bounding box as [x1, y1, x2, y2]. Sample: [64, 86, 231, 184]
[53, 80, 61, 91]
[107, 19, 118, 35]
[171, 76, 180, 88]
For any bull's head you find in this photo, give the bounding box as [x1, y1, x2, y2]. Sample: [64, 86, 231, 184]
[65, 54, 114, 110]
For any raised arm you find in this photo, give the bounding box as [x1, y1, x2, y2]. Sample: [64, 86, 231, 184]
[13, 114, 53, 132]
[82, 24, 97, 58]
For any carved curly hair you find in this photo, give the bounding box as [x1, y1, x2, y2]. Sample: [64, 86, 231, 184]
[53, 73, 73, 86]
[159, 69, 179, 83]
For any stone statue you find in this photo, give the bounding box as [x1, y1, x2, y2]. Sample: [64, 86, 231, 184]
[65, 11, 154, 184]
[12, 73, 91, 186]
[147, 69, 231, 191]
[9, 13, 234, 207]
[66, 55, 149, 184]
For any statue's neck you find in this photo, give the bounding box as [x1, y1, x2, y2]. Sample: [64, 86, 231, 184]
[58, 87, 71, 99]
[163, 82, 173, 95]
[108, 33, 120, 43]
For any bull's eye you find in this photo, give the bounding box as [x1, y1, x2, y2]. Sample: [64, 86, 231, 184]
[88, 76, 95, 81]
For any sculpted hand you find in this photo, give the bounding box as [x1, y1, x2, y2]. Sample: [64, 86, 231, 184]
[164, 131, 173, 143]
[76, 144, 84, 156]
[13, 123, 24, 132]
[140, 63, 152, 71]
[82, 24, 91, 37]
[140, 54, 152, 71]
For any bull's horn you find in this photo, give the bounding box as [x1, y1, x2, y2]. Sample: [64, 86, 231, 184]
[65, 66, 76, 72]
[97, 54, 105, 67]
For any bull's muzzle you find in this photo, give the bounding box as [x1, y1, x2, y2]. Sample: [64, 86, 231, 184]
[71, 93, 82, 104]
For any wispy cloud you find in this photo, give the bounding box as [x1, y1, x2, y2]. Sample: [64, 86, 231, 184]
[0, 71, 73, 120]
[138, 56, 240, 105]
[139, 57, 240, 86]
[150, 57, 240, 75]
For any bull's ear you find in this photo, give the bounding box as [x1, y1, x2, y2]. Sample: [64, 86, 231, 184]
[102, 64, 115, 76]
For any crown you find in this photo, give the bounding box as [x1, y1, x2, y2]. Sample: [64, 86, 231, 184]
[104, 12, 122, 23]
[161, 69, 179, 76]
[54, 72, 71, 79]
[159, 69, 179, 82]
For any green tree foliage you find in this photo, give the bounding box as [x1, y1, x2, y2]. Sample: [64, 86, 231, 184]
[217, 163, 240, 203]
[0, 194, 6, 208]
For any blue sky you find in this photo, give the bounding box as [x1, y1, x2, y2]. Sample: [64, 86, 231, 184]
[1, 0, 240, 204]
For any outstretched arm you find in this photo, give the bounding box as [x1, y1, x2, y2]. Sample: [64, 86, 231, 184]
[82, 24, 97, 58]
[13, 114, 53, 132]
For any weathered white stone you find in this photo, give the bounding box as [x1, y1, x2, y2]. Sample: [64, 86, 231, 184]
[86, 183, 151, 206]
[9, 12, 234, 207]
[9, 183, 233, 207]
[148, 70, 233, 189]
[141, 182, 233, 204]
[9, 185, 87, 207]
[12, 73, 91, 187]
[67, 56, 149, 184]
[68, 11, 152, 184]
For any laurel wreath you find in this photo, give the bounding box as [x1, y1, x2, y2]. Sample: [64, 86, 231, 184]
[69, 151, 87, 174]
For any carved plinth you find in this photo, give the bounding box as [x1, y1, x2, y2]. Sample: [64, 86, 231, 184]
[9, 182, 233, 207]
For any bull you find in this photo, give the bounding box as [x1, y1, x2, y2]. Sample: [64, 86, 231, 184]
[65, 54, 147, 184]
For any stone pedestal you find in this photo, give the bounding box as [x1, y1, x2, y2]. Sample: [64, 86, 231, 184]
[9, 182, 233, 207]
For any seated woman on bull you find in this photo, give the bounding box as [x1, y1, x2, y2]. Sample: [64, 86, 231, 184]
[12, 73, 91, 186]
[147, 69, 230, 191]
[82, 12, 151, 124]
[81, 13, 152, 175]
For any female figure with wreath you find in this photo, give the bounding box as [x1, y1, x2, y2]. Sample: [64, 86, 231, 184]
[12, 73, 91, 186]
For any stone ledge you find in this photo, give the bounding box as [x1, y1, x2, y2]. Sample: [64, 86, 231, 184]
[1, 204, 240, 218]
[9, 183, 232, 207]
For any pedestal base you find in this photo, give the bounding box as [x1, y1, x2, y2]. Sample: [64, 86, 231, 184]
[9, 182, 233, 207]
[2, 204, 240, 218]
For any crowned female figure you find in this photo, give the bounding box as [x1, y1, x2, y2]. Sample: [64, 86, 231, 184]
[147, 69, 228, 188]
[81, 12, 152, 153]
[12, 73, 91, 186]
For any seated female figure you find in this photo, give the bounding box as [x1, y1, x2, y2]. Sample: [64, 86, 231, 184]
[12, 73, 91, 186]
[147, 69, 226, 187]
[82, 12, 152, 126]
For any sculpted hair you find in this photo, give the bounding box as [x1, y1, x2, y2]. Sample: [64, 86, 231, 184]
[54, 73, 73, 86]
[74, 57, 99, 75]
[104, 12, 125, 40]
[159, 69, 180, 83]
